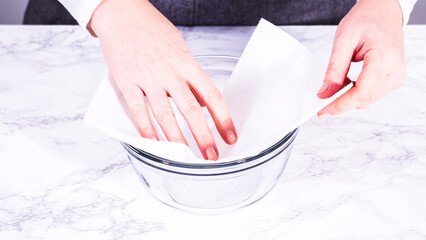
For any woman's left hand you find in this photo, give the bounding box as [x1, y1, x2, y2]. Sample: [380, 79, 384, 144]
[317, 0, 407, 119]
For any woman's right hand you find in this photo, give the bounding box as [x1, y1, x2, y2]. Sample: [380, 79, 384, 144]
[89, 0, 237, 160]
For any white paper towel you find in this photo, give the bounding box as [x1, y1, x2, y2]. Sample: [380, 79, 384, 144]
[85, 19, 352, 163]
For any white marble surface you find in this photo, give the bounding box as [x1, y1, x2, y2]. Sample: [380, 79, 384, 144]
[0, 25, 425, 240]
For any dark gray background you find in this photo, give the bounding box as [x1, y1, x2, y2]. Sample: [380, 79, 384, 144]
[0, 0, 425, 24]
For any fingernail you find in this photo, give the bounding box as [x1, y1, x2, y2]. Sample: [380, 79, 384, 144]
[226, 130, 237, 145]
[318, 82, 330, 94]
[149, 136, 158, 141]
[205, 146, 218, 161]
[318, 113, 331, 120]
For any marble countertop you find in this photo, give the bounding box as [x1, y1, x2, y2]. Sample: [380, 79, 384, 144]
[0, 25, 425, 240]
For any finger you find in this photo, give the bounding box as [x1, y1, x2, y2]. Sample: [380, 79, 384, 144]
[170, 82, 218, 160]
[317, 87, 360, 119]
[189, 86, 206, 107]
[119, 84, 158, 140]
[318, 61, 385, 119]
[189, 69, 237, 145]
[318, 30, 358, 99]
[145, 88, 187, 145]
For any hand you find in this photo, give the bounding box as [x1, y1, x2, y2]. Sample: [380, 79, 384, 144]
[90, 0, 237, 160]
[317, 0, 407, 119]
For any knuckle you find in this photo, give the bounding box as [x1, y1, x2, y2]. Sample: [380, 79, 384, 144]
[130, 104, 148, 118]
[183, 99, 201, 115]
[156, 105, 175, 123]
[325, 62, 342, 80]
[139, 126, 155, 135]
[333, 29, 352, 50]
[334, 25, 347, 40]
[355, 90, 374, 106]
[198, 134, 213, 144]
[169, 135, 185, 143]
[327, 62, 340, 72]
[332, 102, 346, 114]
[207, 87, 224, 105]
[373, 49, 387, 61]
[219, 118, 233, 129]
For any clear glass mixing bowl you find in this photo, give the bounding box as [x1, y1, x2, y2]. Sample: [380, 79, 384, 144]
[122, 55, 299, 214]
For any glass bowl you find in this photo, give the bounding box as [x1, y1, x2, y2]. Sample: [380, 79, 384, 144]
[122, 55, 299, 214]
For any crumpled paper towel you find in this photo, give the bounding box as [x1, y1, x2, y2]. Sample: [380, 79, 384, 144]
[85, 18, 352, 163]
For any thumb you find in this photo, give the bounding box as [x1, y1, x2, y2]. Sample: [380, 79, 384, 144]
[317, 31, 357, 99]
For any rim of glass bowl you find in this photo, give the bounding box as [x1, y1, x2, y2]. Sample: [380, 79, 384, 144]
[121, 55, 299, 175]
[122, 128, 298, 176]
[194, 54, 239, 61]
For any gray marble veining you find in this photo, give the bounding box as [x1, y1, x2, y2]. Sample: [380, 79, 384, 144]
[0, 25, 425, 240]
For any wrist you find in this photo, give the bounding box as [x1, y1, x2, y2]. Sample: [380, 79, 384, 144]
[87, 0, 110, 37]
[90, 0, 177, 43]
[355, 0, 403, 27]
[388, 0, 405, 27]
[90, 0, 151, 38]
[89, 0, 117, 38]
